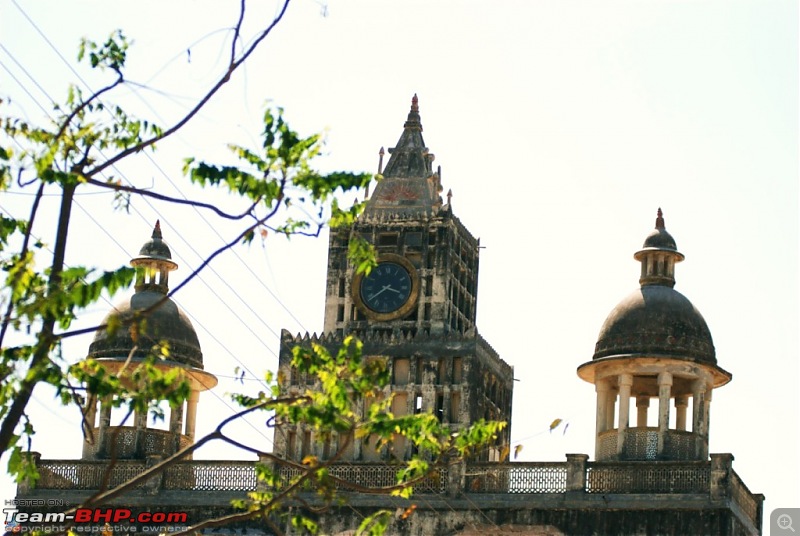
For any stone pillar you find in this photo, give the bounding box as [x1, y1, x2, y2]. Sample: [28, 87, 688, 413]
[169, 402, 184, 434]
[701, 389, 712, 459]
[656, 371, 673, 456]
[710, 453, 733, 501]
[693, 381, 708, 459]
[446, 458, 465, 498]
[565, 454, 588, 494]
[596, 380, 611, 434]
[144, 454, 164, 495]
[185, 390, 199, 441]
[605, 389, 617, 432]
[636, 396, 649, 427]
[616, 374, 633, 457]
[675, 396, 689, 431]
[257, 453, 273, 492]
[169, 402, 185, 455]
[84, 397, 97, 432]
[595, 380, 611, 460]
[133, 409, 147, 457]
[96, 398, 112, 458]
[16, 452, 41, 494]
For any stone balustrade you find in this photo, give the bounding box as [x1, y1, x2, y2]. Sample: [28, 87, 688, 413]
[24, 453, 762, 531]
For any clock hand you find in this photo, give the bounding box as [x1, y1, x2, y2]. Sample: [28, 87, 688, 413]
[369, 285, 391, 300]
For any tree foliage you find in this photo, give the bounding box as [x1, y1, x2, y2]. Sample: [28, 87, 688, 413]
[0, 3, 506, 534]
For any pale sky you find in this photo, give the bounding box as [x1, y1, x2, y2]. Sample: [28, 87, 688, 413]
[1, 0, 797, 532]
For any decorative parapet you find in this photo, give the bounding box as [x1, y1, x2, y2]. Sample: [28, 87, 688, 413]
[24, 454, 762, 531]
[35, 460, 149, 490]
[465, 462, 568, 494]
[597, 428, 697, 461]
[730, 470, 763, 530]
[163, 460, 257, 491]
[586, 460, 710, 494]
[278, 463, 447, 495]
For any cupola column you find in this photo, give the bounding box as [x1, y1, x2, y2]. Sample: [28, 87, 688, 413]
[692, 380, 709, 459]
[96, 398, 112, 457]
[675, 396, 689, 431]
[636, 396, 650, 427]
[656, 371, 673, 455]
[169, 403, 184, 436]
[84, 397, 97, 432]
[616, 373, 633, 456]
[605, 389, 617, 432]
[185, 390, 199, 441]
[595, 379, 612, 433]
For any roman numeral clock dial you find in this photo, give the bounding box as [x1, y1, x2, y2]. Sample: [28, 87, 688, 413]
[352, 254, 420, 321]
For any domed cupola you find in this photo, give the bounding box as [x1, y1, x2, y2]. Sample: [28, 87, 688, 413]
[578, 210, 731, 462]
[88, 221, 203, 369]
[591, 209, 716, 365]
[81, 222, 217, 461]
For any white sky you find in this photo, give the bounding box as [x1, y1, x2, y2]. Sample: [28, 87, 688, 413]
[1, 0, 797, 532]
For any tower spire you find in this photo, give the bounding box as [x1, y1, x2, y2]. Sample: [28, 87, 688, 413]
[363, 96, 443, 218]
[655, 207, 665, 230]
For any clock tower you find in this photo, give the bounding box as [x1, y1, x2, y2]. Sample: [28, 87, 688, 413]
[275, 96, 513, 464]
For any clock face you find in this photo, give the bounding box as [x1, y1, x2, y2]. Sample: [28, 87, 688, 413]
[360, 262, 412, 313]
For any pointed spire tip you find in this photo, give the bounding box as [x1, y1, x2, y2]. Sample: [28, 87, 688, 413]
[411, 93, 419, 112]
[152, 220, 163, 239]
[655, 208, 665, 230]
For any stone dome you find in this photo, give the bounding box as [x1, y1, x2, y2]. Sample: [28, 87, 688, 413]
[593, 285, 716, 364]
[641, 227, 677, 252]
[87, 222, 204, 369]
[88, 290, 204, 369]
[590, 209, 717, 365]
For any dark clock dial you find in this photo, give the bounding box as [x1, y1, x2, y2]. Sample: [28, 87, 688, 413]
[360, 262, 412, 313]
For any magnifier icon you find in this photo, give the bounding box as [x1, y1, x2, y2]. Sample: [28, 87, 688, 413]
[779, 514, 796, 532]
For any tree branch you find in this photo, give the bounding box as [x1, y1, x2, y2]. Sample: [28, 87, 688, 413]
[69, 395, 308, 510]
[54, 73, 124, 144]
[82, 176, 262, 220]
[54, 177, 287, 342]
[0, 182, 44, 348]
[0, 181, 76, 455]
[86, 0, 292, 180]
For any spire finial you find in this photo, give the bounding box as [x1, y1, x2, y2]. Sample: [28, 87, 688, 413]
[153, 220, 163, 239]
[655, 208, 665, 230]
[411, 93, 419, 112]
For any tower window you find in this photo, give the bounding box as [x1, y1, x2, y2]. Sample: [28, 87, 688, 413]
[452, 357, 463, 383]
[337, 305, 345, 322]
[338, 277, 346, 297]
[405, 232, 422, 247]
[438, 359, 447, 384]
[393, 358, 410, 385]
[378, 233, 399, 246]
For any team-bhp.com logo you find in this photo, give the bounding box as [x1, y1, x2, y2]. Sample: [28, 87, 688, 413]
[4, 508, 188, 532]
